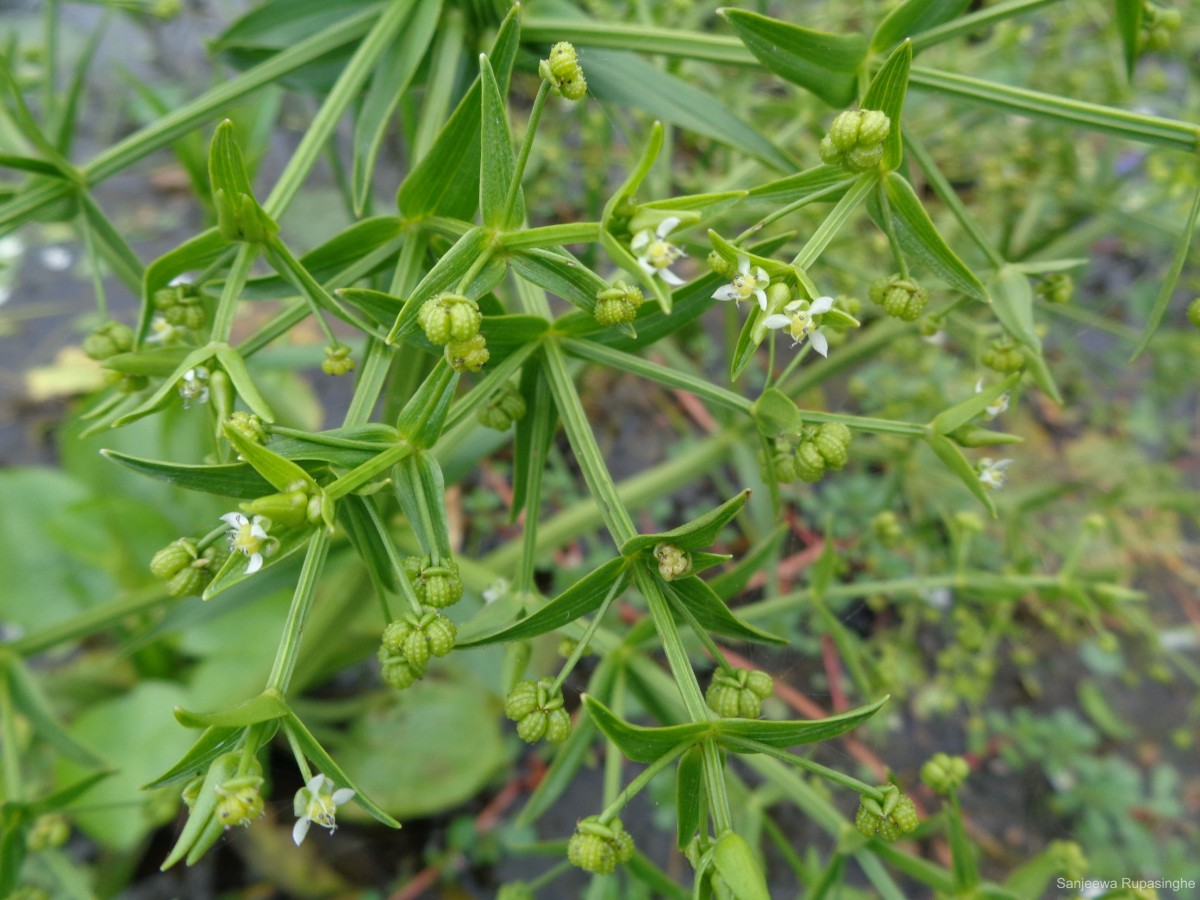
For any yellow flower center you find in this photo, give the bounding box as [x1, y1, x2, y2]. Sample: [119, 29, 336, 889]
[646, 239, 680, 269]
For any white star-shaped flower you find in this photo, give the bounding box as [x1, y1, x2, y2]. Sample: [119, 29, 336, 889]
[974, 379, 1010, 420]
[220, 512, 276, 574]
[977, 457, 1012, 491]
[762, 296, 835, 357]
[630, 217, 686, 286]
[178, 366, 210, 407]
[711, 255, 769, 310]
[293, 774, 355, 845]
[146, 315, 184, 345]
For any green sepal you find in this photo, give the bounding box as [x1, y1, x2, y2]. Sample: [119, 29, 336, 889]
[720, 9, 865, 107]
[583, 695, 707, 763]
[143, 726, 245, 789]
[675, 745, 705, 849]
[1114, 0, 1144, 82]
[876, 172, 988, 301]
[600, 226, 672, 315]
[208, 120, 277, 243]
[510, 247, 609, 316]
[282, 712, 401, 830]
[396, 361, 459, 448]
[930, 371, 1020, 435]
[386, 227, 491, 343]
[752, 388, 805, 439]
[160, 750, 238, 870]
[709, 525, 787, 602]
[111, 344, 217, 428]
[173, 689, 289, 729]
[622, 490, 751, 556]
[456, 558, 629, 647]
[988, 266, 1062, 402]
[479, 53, 523, 229]
[102, 346, 193, 377]
[202, 528, 315, 600]
[715, 695, 888, 748]
[0, 651, 104, 767]
[224, 421, 317, 494]
[665, 574, 787, 645]
[395, 3, 520, 220]
[926, 433, 997, 517]
[712, 831, 772, 900]
[391, 451, 452, 560]
[871, 0, 971, 54]
[860, 40, 912, 171]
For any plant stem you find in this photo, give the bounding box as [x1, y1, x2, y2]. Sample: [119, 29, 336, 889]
[0, 674, 23, 801]
[597, 738, 691, 824]
[325, 440, 414, 500]
[498, 222, 601, 250]
[701, 739, 732, 834]
[9, 586, 174, 657]
[210, 244, 257, 343]
[265, 530, 331, 692]
[551, 574, 627, 695]
[503, 80, 551, 227]
[792, 173, 878, 270]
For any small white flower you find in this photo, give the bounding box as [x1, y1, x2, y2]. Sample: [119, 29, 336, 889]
[974, 379, 1009, 420]
[920, 587, 953, 611]
[292, 774, 355, 845]
[977, 457, 1012, 491]
[763, 296, 836, 357]
[0, 235, 24, 264]
[146, 315, 184, 345]
[39, 246, 72, 272]
[220, 512, 276, 574]
[483, 578, 510, 604]
[711, 254, 769, 310]
[178, 366, 210, 407]
[630, 217, 686, 286]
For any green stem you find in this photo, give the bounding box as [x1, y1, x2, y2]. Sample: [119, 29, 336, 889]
[522, 17, 754, 66]
[551, 573, 627, 695]
[791, 173, 878, 270]
[210, 244, 257, 343]
[603, 667, 626, 809]
[325, 437, 414, 501]
[911, 0, 1069, 52]
[9, 586, 174, 657]
[665, 584, 734, 674]
[597, 739, 691, 824]
[265, 239, 340, 345]
[403, 454, 443, 564]
[503, 80, 551, 227]
[734, 178, 856, 244]
[284, 722, 315, 782]
[634, 566, 710, 721]
[77, 208, 109, 317]
[265, 530, 331, 692]
[498, 221, 601, 250]
[701, 739, 732, 835]
[343, 338, 393, 427]
[0, 674, 22, 801]
[455, 245, 496, 295]
[875, 182, 910, 279]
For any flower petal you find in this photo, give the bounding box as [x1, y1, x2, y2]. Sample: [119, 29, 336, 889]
[782, 300, 803, 313]
[293, 817, 311, 846]
[630, 230, 651, 251]
[246, 553, 264, 574]
[332, 788, 356, 806]
[809, 296, 835, 314]
[656, 216, 681, 238]
[659, 268, 685, 286]
[221, 512, 246, 527]
[636, 257, 655, 276]
[754, 289, 768, 311]
[762, 314, 791, 329]
[736, 255, 750, 275]
[712, 285, 739, 302]
[810, 329, 830, 357]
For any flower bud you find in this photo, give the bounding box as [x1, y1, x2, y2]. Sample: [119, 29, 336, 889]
[869, 274, 928, 322]
[155, 284, 207, 330]
[567, 816, 635, 874]
[1038, 272, 1074, 305]
[321, 343, 355, 376]
[241, 488, 311, 528]
[82, 320, 134, 360]
[653, 543, 692, 581]
[706, 667, 774, 718]
[419, 293, 482, 345]
[445, 333, 490, 372]
[215, 765, 265, 829]
[151, 538, 199, 580]
[855, 787, 919, 841]
[379, 647, 422, 690]
[167, 564, 209, 598]
[404, 556, 465, 609]
[478, 382, 527, 430]
[505, 677, 572, 744]
[920, 752, 970, 795]
[594, 281, 644, 326]
[382, 608, 457, 673]
[27, 813, 70, 851]
[226, 411, 267, 445]
[540, 42, 587, 101]
[820, 109, 890, 172]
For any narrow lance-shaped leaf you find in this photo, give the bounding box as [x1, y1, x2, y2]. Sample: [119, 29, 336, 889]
[224, 420, 315, 493]
[214, 345, 276, 422]
[675, 745, 705, 849]
[160, 750, 236, 870]
[1130, 176, 1200, 361]
[479, 53, 523, 229]
[337, 494, 400, 594]
[111, 344, 217, 428]
[510, 247, 609, 315]
[392, 451, 452, 561]
[456, 558, 628, 647]
[987, 266, 1063, 403]
[173, 690, 289, 729]
[926, 434, 997, 518]
[352, 0, 437, 215]
[102, 449, 277, 498]
[711, 831, 772, 900]
[0, 653, 103, 767]
[510, 363, 556, 522]
[876, 172, 988, 300]
[582, 695, 708, 764]
[666, 574, 787, 645]
[395, 361, 459, 448]
[720, 9, 866, 107]
[930, 371, 1020, 435]
[622, 490, 751, 556]
[1114, 0, 1144, 82]
[715, 695, 888, 748]
[870, 0, 971, 54]
[208, 119, 276, 243]
[860, 40, 912, 171]
[143, 726, 245, 789]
